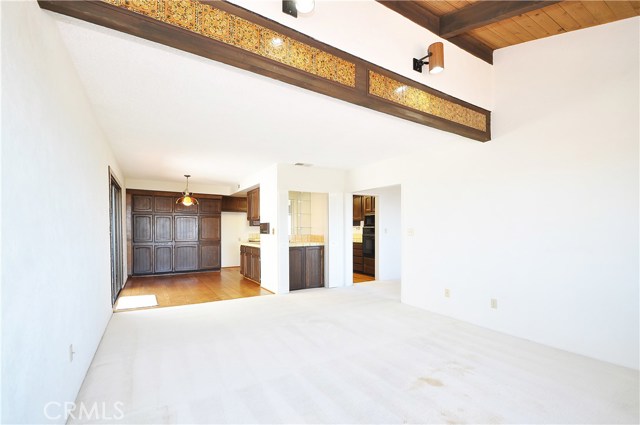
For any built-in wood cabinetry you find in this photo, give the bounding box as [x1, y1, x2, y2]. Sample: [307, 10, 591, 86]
[247, 188, 260, 226]
[222, 196, 247, 212]
[289, 246, 324, 291]
[353, 195, 363, 223]
[364, 257, 375, 276]
[240, 245, 260, 283]
[353, 242, 363, 273]
[363, 195, 375, 214]
[129, 190, 221, 275]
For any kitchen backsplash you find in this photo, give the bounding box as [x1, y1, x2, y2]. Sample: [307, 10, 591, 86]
[289, 234, 324, 243]
[353, 222, 363, 242]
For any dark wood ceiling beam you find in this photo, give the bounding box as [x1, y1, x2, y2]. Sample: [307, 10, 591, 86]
[440, 1, 562, 38]
[376, 0, 493, 64]
[448, 34, 494, 64]
[376, 1, 440, 34]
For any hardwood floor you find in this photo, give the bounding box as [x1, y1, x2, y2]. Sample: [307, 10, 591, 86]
[353, 272, 375, 284]
[117, 267, 272, 310]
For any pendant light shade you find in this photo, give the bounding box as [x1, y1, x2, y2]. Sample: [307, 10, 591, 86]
[176, 174, 199, 206]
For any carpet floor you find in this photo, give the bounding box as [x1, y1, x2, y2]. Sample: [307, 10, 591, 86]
[72, 281, 639, 424]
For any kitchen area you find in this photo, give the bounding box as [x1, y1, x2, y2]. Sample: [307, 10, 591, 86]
[239, 188, 327, 292]
[353, 194, 376, 283]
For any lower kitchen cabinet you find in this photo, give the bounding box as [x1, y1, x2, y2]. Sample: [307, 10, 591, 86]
[353, 242, 363, 273]
[240, 245, 261, 283]
[289, 246, 324, 291]
[363, 257, 375, 276]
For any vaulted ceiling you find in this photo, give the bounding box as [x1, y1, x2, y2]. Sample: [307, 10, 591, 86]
[378, 0, 640, 63]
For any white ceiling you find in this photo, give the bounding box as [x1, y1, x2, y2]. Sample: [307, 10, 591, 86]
[51, 12, 464, 188]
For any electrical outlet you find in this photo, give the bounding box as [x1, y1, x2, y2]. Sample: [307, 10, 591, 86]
[407, 228, 415, 237]
[444, 288, 450, 298]
[491, 298, 498, 309]
[69, 344, 75, 362]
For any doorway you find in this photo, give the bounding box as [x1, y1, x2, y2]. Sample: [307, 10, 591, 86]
[109, 169, 124, 305]
[353, 194, 376, 284]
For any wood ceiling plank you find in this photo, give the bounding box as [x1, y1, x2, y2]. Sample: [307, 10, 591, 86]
[413, 0, 450, 15]
[511, 14, 553, 38]
[495, 19, 537, 43]
[482, 22, 526, 46]
[579, 1, 616, 25]
[523, 9, 566, 36]
[543, 3, 582, 31]
[468, 27, 509, 49]
[631, 1, 640, 14]
[440, 1, 561, 38]
[559, 1, 599, 27]
[604, 0, 638, 19]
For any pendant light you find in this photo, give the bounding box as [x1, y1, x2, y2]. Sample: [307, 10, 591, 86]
[176, 174, 199, 206]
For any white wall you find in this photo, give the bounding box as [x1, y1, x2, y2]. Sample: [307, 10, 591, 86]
[1, 2, 126, 422]
[374, 186, 402, 281]
[221, 212, 252, 267]
[348, 17, 640, 369]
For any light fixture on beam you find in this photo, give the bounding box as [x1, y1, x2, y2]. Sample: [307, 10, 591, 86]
[282, 0, 315, 18]
[176, 174, 199, 207]
[413, 42, 444, 74]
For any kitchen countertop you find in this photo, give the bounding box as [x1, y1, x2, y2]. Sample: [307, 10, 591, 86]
[240, 242, 261, 248]
[289, 242, 324, 247]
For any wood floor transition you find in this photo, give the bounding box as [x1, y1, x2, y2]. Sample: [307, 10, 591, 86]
[117, 267, 272, 310]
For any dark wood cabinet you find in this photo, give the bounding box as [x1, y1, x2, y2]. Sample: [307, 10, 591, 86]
[247, 188, 260, 226]
[289, 245, 324, 291]
[364, 257, 375, 276]
[240, 245, 260, 283]
[222, 196, 247, 212]
[363, 195, 375, 214]
[353, 195, 363, 223]
[353, 242, 363, 273]
[129, 189, 222, 275]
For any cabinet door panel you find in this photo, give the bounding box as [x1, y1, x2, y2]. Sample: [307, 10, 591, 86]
[154, 196, 174, 213]
[200, 198, 221, 214]
[133, 245, 153, 274]
[175, 216, 198, 242]
[154, 216, 173, 242]
[133, 215, 152, 243]
[154, 245, 173, 273]
[305, 247, 324, 288]
[289, 247, 305, 291]
[353, 196, 363, 222]
[200, 216, 221, 241]
[174, 244, 198, 271]
[200, 244, 220, 269]
[132, 195, 152, 212]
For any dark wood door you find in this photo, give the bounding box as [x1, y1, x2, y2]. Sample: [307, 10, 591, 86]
[289, 247, 305, 291]
[174, 244, 198, 271]
[175, 216, 198, 242]
[200, 198, 222, 214]
[305, 246, 324, 288]
[133, 215, 152, 243]
[132, 195, 152, 212]
[154, 245, 173, 273]
[154, 196, 174, 213]
[363, 196, 374, 214]
[200, 216, 221, 241]
[154, 216, 173, 242]
[200, 244, 221, 269]
[133, 245, 153, 274]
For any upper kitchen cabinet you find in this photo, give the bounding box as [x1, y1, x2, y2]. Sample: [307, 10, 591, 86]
[364, 195, 375, 214]
[222, 196, 247, 212]
[247, 188, 260, 226]
[353, 195, 363, 223]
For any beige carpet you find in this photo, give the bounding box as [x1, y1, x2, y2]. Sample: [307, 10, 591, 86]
[72, 281, 639, 424]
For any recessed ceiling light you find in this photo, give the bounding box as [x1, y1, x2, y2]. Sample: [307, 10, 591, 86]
[294, 162, 313, 167]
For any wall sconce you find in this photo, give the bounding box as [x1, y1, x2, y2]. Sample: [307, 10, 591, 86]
[413, 42, 444, 74]
[282, 0, 315, 18]
[176, 174, 199, 206]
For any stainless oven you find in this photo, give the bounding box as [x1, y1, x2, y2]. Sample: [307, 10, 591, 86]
[364, 215, 375, 227]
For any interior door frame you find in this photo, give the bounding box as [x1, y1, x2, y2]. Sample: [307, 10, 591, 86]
[108, 166, 125, 305]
